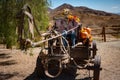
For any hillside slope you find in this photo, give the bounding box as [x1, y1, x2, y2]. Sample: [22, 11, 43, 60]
[49, 3, 120, 27]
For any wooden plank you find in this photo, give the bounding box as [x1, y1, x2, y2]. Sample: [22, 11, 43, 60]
[106, 27, 120, 29]
[105, 32, 120, 34]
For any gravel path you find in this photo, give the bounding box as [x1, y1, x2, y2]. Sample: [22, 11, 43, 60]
[0, 40, 120, 80]
[97, 41, 120, 80]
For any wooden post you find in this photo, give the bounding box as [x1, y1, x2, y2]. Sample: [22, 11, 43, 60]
[117, 28, 120, 39]
[102, 27, 106, 42]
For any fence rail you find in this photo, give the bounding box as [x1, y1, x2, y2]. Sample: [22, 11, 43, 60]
[91, 27, 120, 42]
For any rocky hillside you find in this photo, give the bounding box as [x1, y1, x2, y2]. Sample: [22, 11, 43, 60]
[49, 3, 120, 27]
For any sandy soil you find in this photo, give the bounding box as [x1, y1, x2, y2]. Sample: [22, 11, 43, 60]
[97, 41, 120, 80]
[0, 40, 120, 80]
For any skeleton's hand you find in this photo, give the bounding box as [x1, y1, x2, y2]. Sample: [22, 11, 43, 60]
[26, 39, 34, 47]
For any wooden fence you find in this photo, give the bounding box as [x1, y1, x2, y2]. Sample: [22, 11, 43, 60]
[91, 27, 120, 42]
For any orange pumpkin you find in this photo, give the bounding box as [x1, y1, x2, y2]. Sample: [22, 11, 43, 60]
[80, 28, 88, 39]
[85, 28, 91, 34]
[80, 27, 93, 44]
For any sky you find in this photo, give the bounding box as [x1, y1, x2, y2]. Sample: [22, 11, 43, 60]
[50, 0, 120, 13]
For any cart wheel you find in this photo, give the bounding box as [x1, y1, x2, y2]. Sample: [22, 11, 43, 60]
[92, 41, 97, 58]
[44, 59, 62, 78]
[93, 55, 101, 80]
[35, 56, 45, 78]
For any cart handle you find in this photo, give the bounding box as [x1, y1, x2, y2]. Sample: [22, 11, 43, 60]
[26, 23, 82, 47]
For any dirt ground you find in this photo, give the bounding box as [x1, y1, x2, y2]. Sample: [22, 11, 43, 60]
[0, 40, 120, 80]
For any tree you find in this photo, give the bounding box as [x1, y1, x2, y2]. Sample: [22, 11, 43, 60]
[0, 0, 50, 48]
[26, 0, 51, 30]
[0, 0, 17, 48]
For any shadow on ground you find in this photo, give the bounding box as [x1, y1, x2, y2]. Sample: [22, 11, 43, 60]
[0, 53, 11, 59]
[0, 60, 17, 66]
[24, 56, 92, 80]
[0, 72, 18, 80]
[24, 70, 92, 80]
[0, 52, 17, 66]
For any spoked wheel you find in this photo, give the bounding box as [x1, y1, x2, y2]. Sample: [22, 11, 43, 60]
[93, 55, 101, 80]
[92, 40, 97, 58]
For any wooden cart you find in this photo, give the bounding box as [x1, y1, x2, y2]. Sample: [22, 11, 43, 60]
[35, 19, 101, 80]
